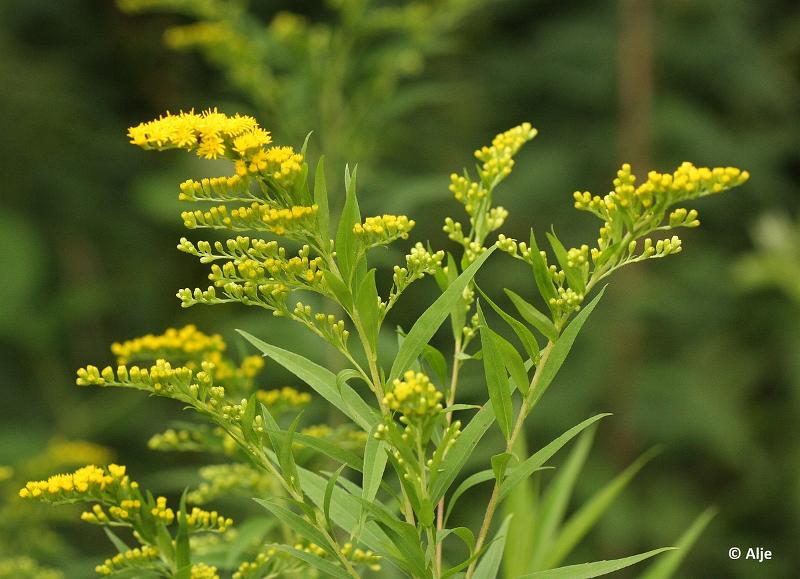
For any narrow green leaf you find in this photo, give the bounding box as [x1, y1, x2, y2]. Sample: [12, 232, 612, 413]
[431, 404, 495, 503]
[491, 453, 513, 483]
[639, 507, 717, 579]
[496, 331, 530, 396]
[272, 544, 351, 579]
[529, 287, 606, 409]
[389, 247, 495, 383]
[103, 528, 130, 554]
[254, 499, 335, 557]
[473, 516, 513, 579]
[175, 490, 191, 569]
[323, 270, 353, 311]
[335, 164, 362, 282]
[238, 331, 376, 430]
[547, 230, 585, 293]
[477, 286, 540, 362]
[478, 303, 513, 440]
[528, 424, 597, 570]
[278, 412, 303, 492]
[519, 548, 675, 578]
[505, 289, 559, 342]
[314, 156, 330, 246]
[444, 469, 494, 525]
[545, 446, 660, 568]
[421, 343, 449, 386]
[355, 269, 380, 349]
[324, 466, 346, 529]
[285, 429, 362, 471]
[500, 414, 611, 502]
[357, 426, 388, 537]
[502, 430, 537, 579]
[528, 231, 558, 307]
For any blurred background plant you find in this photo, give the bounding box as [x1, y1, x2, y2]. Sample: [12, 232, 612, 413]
[1, 0, 798, 577]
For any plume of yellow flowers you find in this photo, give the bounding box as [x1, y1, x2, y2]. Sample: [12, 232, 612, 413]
[383, 370, 443, 419]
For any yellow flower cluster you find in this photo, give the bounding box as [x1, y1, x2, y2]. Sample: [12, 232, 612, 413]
[95, 546, 159, 576]
[474, 122, 537, 184]
[188, 463, 272, 504]
[111, 325, 225, 365]
[208, 254, 324, 291]
[181, 203, 318, 237]
[179, 175, 252, 202]
[353, 214, 415, 246]
[235, 146, 304, 187]
[190, 563, 220, 579]
[383, 371, 443, 418]
[186, 506, 234, 532]
[128, 109, 267, 160]
[18, 464, 131, 500]
[150, 496, 174, 524]
[256, 386, 312, 407]
[164, 21, 230, 50]
[77, 359, 196, 396]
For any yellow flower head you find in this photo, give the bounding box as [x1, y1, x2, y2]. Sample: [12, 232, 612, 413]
[353, 215, 415, 246]
[383, 371, 443, 418]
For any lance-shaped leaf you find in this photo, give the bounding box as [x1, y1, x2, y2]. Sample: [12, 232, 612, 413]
[389, 247, 495, 383]
[314, 156, 330, 248]
[639, 506, 717, 579]
[254, 499, 336, 557]
[478, 286, 540, 362]
[478, 302, 514, 440]
[518, 547, 675, 578]
[500, 414, 611, 502]
[335, 164, 362, 282]
[505, 289, 559, 342]
[528, 231, 558, 308]
[430, 403, 495, 503]
[238, 331, 377, 430]
[528, 287, 606, 409]
[547, 230, 585, 294]
[355, 268, 380, 349]
[473, 516, 513, 579]
[271, 544, 352, 579]
[544, 447, 660, 568]
[527, 424, 597, 570]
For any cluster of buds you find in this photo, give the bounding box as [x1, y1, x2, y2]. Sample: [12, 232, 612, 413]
[383, 371, 443, 419]
[353, 214, 415, 247]
[94, 545, 159, 576]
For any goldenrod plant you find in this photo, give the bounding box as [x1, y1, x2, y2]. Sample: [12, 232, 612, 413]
[23, 109, 748, 578]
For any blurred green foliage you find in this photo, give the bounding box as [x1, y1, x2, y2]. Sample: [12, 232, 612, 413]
[1, 0, 799, 577]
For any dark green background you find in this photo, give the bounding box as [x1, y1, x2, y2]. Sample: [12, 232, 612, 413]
[1, 1, 798, 577]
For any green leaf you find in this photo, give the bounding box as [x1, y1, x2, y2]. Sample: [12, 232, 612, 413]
[478, 303, 514, 440]
[254, 499, 335, 557]
[529, 287, 606, 409]
[272, 544, 352, 579]
[285, 429, 362, 471]
[278, 412, 303, 492]
[389, 247, 495, 383]
[491, 452, 513, 484]
[545, 446, 660, 568]
[103, 528, 130, 554]
[639, 507, 717, 579]
[547, 230, 585, 293]
[528, 231, 558, 308]
[505, 289, 559, 342]
[357, 426, 388, 536]
[314, 156, 330, 247]
[355, 269, 380, 349]
[323, 270, 353, 311]
[421, 343, 449, 386]
[500, 414, 611, 502]
[175, 490, 191, 570]
[355, 497, 431, 578]
[496, 330, 530, 396]
[431, 404, 495, 503]
[477, 286, 540, 362]
[528, 424, 597, 570]
[324, 466, 345, 530]
[444, 469, 494, 525]
[335, 164, 362, 282]
[238, 331, 376, 430]
[502, 431, 538, 579]
[518, 547, 675, 578]
[473, 516, 513, 579]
